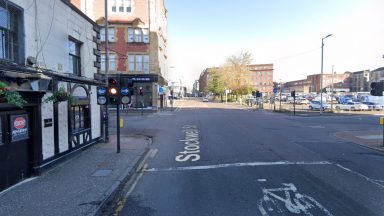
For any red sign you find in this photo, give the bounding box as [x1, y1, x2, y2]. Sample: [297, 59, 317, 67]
[14, 117, 26, 129]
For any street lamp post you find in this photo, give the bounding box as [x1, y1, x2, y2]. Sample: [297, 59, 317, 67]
[320, 34, 333, 115]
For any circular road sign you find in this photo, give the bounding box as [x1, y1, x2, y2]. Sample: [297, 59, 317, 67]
[121, 96, 131, 104]
[121, 87, 129, 96]
[158, 86, 164, 95]
[97, 96, 107, 105]
[97, 87, 107, 95]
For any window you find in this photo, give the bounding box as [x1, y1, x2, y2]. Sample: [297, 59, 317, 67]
[100, 28, 115, 42]
[111, 0, 132, 13]
[135, 29, 142, 42]
[143, 55, 149, 73]
[101, 54, 117, 71]
[128, 54, 149, 73]
[0, 2, 22, 63]
[143, 28, 149, 43]
[71, 105, 90, 132]
[128, 28, 149, 43]
[136, 55, 143, 71]
[128, 55, 135, 71]
[128, 28, 134, 42]
[109, 54, 116, 70]
[68, 38, 81, 75]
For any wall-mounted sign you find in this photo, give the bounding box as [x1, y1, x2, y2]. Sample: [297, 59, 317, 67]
[44, 118, 53, 128]
[10, 114, 29, 142]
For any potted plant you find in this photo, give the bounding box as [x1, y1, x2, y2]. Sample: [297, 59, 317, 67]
[0, 81, 27, 108]
[45, 86, 71, 103]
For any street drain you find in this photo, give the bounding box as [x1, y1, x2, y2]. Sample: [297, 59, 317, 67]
[92, 169, 113, 177]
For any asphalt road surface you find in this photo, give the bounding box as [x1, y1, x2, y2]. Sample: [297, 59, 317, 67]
[107, 98, 384, 216]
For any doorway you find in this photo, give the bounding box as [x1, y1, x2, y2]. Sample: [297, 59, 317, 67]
[0, 110, 32, 191]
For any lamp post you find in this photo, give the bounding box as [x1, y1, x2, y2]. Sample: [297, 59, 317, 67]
[320, 34, 333, 115]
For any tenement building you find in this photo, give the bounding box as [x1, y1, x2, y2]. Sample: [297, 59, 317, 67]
[71, 0, 168, 109]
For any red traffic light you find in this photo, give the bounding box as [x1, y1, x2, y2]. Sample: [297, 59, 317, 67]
[109, 78, 118, 85]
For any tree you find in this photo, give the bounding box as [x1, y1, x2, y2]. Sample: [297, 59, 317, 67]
[222, 51, 253, 97]
[208, 68, 225, 97]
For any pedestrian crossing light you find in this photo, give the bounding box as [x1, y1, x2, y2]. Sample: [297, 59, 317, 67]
[370, 82, 383, 96]
[108, 78, 120, 105]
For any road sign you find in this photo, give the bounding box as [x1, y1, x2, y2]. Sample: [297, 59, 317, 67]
[159, 86, 165, 95]
[273, 88, 277, 94]
[120, 87, 129, 96]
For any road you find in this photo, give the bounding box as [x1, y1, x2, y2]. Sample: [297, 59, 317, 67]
[106, 98, 384, 216]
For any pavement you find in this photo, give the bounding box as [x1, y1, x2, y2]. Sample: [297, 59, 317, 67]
[0, 134, 151, 216]
[335, 129, 384, 152]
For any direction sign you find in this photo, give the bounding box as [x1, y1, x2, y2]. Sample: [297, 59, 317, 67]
[97, 87, 107, 95]
[120, 87, 129, 96]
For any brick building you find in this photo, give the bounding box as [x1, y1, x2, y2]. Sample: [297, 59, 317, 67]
[71, 0, 168, 109]
[247, 64, 274, 96]
[198, 64, 274, 96]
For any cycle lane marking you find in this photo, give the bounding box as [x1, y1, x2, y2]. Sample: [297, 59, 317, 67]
[258, 181, 334, 216]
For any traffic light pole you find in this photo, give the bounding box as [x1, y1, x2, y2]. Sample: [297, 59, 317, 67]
[117, 104, 120, 153]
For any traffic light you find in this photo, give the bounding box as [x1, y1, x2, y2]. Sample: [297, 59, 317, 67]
[108, 77, 120, 105]
[370, 82, 383, 96]
[291, 90, 296, 97]
[97, 86, 108, 105]
[120, 78, 132, 104]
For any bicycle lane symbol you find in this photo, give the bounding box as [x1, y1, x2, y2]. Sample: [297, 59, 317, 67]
[257, 180, 334, 216]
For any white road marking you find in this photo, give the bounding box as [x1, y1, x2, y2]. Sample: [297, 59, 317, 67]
[258, 179, 267, 182]
[356, 135, 382, 140]
[145, 161, 332, 172]
[150, 148, 158, 158]
[308, 125, 325, 129]
[335, 164, 384, 189]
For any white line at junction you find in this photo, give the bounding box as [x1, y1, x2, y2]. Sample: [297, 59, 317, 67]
[145, 161, 332, 172]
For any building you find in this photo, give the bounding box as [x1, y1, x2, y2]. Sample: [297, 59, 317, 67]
[0, 0, 103, 191]
[71, 0, 168, 109]
[199, 64, 274, 96]
[283, 79, 311, 93]
[302, 72, 350, 93]
[198, 68, 214, 95]
[247, 64, 274, 96]
[368, 67, 384, 82]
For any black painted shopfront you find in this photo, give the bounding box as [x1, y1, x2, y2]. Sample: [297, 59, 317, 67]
[0, 92, 44, 191]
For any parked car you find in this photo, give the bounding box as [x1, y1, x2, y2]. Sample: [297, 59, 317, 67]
[362, 102, 384, 111]
[297, 98, 309, 105]
[335, 102, 369, 111]
[309, 101, 330, 110]
[202, 97, 209, 102]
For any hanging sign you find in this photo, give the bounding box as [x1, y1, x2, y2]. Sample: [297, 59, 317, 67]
[10, 114, 29, 142]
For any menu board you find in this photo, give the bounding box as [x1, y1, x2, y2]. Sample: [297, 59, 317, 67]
[10, 114, 29, 142]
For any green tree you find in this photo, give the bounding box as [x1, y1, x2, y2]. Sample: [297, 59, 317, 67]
[208, 68, 225, 97]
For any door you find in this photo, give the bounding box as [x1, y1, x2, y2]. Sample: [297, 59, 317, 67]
[0, 111, 31, 191]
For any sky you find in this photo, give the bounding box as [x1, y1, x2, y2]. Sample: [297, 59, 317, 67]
[164, 0, 384, 89]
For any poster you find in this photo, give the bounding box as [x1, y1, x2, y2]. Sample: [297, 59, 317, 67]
[10, 114, 29, 142]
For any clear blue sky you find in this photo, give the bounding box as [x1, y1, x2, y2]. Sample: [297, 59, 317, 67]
[165, 0, 384, 87]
